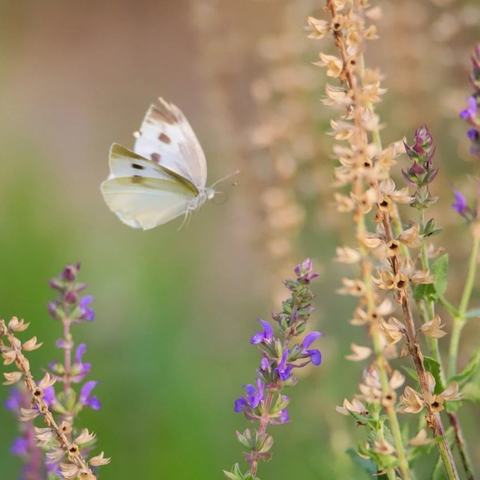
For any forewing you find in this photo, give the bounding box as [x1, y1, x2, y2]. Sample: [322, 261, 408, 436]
[101, 176, 195, 230]
[133, 98, 207, 188]
[108, 143, 198, 194]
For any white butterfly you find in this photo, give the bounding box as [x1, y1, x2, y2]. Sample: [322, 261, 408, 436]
[101, 98, 216, 230]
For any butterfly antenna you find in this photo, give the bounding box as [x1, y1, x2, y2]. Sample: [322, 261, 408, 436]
[210, 169, 241, 190]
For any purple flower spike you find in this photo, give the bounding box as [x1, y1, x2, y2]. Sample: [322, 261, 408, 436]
[80, 381, 101, 410]
[79, 295, 95, 321]
[452, 191, 468, 216]
[250, 319, 274, 345]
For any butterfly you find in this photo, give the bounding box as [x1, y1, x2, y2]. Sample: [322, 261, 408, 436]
[101, 98, 218, 230]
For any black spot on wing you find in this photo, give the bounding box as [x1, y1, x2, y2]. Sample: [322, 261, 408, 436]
[151, 153, 161, 164]
[131, 163, 145, 170]
[158, 132, 171, 144]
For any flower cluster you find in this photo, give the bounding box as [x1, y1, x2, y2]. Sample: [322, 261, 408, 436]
[308, 2, 468, 478]
[6, 386, 46, 479]
[2, 264, 109, 479]
[460, 44, 480, 156]
[402, 126, 438, 211]
[225, 259, 321, 480]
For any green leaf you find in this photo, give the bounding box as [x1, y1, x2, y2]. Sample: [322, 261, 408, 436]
[346, 448, 378, 476]
[424, 356, 445, 394]
[449, 347, 480, 386]
[224, 465, 243, 480]
[413, 255, 448, 302]
[465, 308, 480, 319]
[413, 283, 436, 302]
[462, 382, 480, 403]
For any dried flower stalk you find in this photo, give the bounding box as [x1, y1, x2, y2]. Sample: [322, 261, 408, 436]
[309, 1, 463, 478]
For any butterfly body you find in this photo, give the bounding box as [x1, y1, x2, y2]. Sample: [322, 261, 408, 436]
[101, 98, 214, 230]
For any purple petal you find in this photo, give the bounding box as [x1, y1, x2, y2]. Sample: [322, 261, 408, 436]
[452, 191, 468, 215]
[80, 380, 97, 405]
[80, 295, 93, 308]
[43, 386, 56, 406]
[279, 409, 290, 424]
[308, 349, 322, 366]
[250, 332, 264, 345]
[302, 331, 322, 349]
[260, 320, 274, 339]
[87, 396, 101, 411]
[75, 343, 87, 363]
[234, 398, 247, 413]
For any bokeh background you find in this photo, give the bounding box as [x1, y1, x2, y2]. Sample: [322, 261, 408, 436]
[0, 0, 479, 478]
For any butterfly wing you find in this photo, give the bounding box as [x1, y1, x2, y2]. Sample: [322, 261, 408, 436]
[133, 98, 208, 189]
[101, 144, 197, 230]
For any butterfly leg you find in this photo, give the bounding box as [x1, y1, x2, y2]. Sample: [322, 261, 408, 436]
[178, 208, 192, 231]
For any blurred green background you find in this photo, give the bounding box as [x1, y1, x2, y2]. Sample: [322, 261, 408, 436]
[0, 0, 479, 478]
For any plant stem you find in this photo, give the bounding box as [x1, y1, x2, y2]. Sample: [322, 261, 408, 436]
[449, 236, 480, 377]
[382, 216, 459, 480]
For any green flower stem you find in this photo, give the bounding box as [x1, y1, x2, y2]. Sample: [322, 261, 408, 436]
[418, 211, 475, 480]
[448, 235, 480, 378]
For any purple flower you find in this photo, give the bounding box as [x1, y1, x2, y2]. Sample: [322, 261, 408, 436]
[279, 409, 290, 424]
[79, 295, 95, 321]
[234, 379, 264, 413]
[460, 96, 478, 122]
[80, 381, 101, 410]
[452, 191, 469, 216]
[276, 350, 293, 381]
[71, 343, 92, 382]
[294, 258, 320, 283]
[43, 386, 56, 407]
[5, 388, 22, 411]
[301, 331, 323, 366]
[11, 437, 28, 456]
[260, 357, 270, 372]
[250, 319, 274, 345]
[468, 128, 480, 141]
[62, 263, 79, 282]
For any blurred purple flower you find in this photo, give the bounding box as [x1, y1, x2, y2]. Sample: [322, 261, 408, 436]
[80, 381, 101, 411]
[5, 388, 22, 411]
[11, 437, 28, 456]
[460, 96, 477, 122]
[452, 191, 468, 215]
[79, 295, 95, 321]
[279, 409, 290, 424]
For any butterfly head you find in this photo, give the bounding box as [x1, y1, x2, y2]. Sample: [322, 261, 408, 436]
[206, 187, 216, 200]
